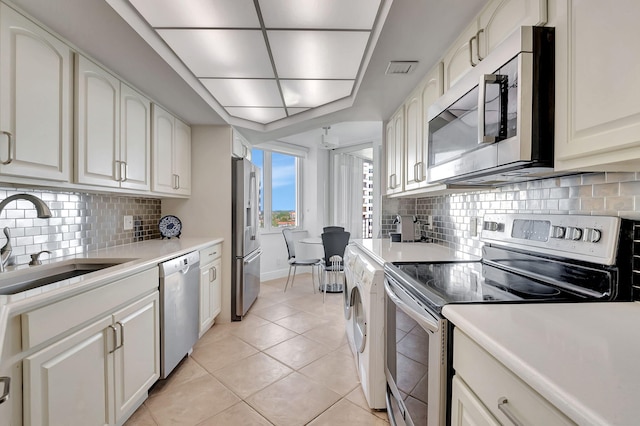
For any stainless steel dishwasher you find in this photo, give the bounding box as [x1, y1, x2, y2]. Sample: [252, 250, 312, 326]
[159, 251, 200, 378]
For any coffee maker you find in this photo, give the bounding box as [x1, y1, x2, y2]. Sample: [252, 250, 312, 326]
[394, 215, 418, 242]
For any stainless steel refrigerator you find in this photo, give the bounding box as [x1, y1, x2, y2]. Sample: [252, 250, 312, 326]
[232, 157, 262, 320]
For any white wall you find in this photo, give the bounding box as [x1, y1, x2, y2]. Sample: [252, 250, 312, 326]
[259, 144, 329, 281]
[162, 125, 233, 322]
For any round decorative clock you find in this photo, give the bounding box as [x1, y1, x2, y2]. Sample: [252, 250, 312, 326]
[158, 215, 182, 239]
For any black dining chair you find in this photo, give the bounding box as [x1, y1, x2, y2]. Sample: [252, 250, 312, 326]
[282, 228, 322, 293]
[323, 226, 345, 233]
[320, 231, 350, 302]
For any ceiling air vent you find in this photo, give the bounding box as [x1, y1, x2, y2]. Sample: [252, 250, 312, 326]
[385, 61, 418, 75]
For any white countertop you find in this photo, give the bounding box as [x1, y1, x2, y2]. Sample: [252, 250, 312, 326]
[351, 238, 478, 265]
[0, 237, 223, 309]
[443, 302, 640, 426]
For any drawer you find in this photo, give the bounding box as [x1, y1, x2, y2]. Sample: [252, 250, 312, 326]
[453, 328, 575, 426]
[21, 267, 159, 350]
[200, 244, 221, 264]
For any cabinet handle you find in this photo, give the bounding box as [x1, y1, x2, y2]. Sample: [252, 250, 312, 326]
[116, 321, 124, 350]
[176, 174, 180, 189]
[212, 266, 217, 281]
[121, 161, 127, 182]
[108, 325, 118, 353]
[469, 35, 477, 67]
[415, 162, 425, 182]
[476, 28, 485, 61]
[497, 397, 524, 426]
[114, 160, 120, 181]
[0, 377, 10, 404]
[209, 267, 214, 282]
[0, 131, 13, 165]
[389, 173, 397, 189]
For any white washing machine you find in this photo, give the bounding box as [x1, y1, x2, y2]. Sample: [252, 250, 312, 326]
[343, 244, 386, 409]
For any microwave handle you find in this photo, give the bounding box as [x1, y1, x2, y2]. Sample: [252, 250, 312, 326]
[478, 74, 508, 144]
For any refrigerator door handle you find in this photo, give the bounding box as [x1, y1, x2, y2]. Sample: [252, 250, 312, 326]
[249, 171, 257, 240]
[244, 249, 262, 265]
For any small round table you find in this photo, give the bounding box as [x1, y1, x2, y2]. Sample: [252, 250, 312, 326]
[299, 237, 344, 293]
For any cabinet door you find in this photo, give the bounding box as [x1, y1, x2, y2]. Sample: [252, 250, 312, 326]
[442, 21, 479, 91]
[75, 55, 120, 188]
[0, 4, 71, 182]
[151, 104, 175, 194]
[478, 0, 547, 58]
[23, 316, 114, 426]
[451, 375, 500, 426]
[555, 0, 640, 171]
[211, 257, 222, 319]
[385, 108, 404, 195]
[199, 262, 213, 336]
[404, 90, 422, 191]
[113, 292, 159, 421]
[174, 118, 191, 196]
[120, 83, 151, 191]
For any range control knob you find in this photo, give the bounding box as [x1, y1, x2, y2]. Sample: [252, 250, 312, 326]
[551, 225, 566, 239]
[565, 227, 583, 241]
[584, 228, 602, 243]
[484, 221, 500, 232]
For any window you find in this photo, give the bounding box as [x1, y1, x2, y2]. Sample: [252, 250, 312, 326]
[251, 148, 300, 232]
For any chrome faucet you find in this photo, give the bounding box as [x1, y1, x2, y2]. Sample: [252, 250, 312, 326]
[0, 194, 52, 272]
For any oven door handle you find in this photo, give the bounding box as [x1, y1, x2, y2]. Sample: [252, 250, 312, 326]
[385, 280, 440, 333]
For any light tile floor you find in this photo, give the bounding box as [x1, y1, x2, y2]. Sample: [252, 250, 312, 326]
[125, 274, 389, 426]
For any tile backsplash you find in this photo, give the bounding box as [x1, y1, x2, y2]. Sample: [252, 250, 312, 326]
[0, 187, 161, 266]
[382, 172, 640, 257]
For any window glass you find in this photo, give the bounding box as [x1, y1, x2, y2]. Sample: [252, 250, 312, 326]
[251, 148, 299, 231]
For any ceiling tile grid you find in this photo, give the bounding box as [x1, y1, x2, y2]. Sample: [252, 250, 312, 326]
[128, 0, 383, 124]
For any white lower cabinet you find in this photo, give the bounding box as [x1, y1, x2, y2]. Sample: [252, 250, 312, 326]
[452, 328, 575, 426]
[451, 375, 500, 426]
[21, 268, 160, 426]
[199, 244, 222, 337]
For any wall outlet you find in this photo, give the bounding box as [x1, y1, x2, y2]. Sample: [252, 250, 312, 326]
[470, 217, 478, 237]
[123, 215, 134, 230]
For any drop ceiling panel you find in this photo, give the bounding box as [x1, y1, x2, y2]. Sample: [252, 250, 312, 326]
[157, 29, 274, 78]
[281, 80, 353, 107]
[129, 0, 260, 28]
[200, 78, 282, 107]
[226, 107, 287, 123]
[268, 30, 370, 79]
[258, 0, 381, 30]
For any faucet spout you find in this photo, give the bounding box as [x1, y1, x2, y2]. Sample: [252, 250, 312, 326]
[0, 194, 52, 272]
[0, 194, 52, 218]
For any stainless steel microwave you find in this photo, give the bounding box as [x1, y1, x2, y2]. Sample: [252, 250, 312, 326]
[427, 26, 555, 185]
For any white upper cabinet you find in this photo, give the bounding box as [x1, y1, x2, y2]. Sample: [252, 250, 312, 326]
[152, 104, 191, 196]
[443, 0, 547, 90]
[75, 55, 120, 188]
[554, 0, 640, 171]
[477, 0, 548, 58]
[76, 56, 151, 190]
[0, 4, 72, 182]
[405, 63, 443, 192]
[385, 106, 404, 195]
[232, 128, 252, 160]
[120, 83, 151, 191]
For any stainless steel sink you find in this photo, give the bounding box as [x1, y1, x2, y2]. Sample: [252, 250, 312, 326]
[0, 259, 134, 295]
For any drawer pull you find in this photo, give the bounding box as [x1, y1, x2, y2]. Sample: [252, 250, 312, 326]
[0, 377, 10, 404]
[498, 397, 524, 426]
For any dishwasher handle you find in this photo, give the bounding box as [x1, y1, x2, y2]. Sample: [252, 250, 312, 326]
[159, 251, 200, 277]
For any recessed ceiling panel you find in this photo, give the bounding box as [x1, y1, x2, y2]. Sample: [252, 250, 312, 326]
[281, 80, 353, 107]
[259, 0, 381, 30]
[268, 30, 370, 79]
[226, 107, 287, 123]
[129, 0, 260, 28]
[287, 107, 310, 116]
[200, 79, 282, 107]
[158, 29, 273, 78]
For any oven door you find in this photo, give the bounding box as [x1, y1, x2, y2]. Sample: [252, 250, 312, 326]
[385, 275, 447, 426]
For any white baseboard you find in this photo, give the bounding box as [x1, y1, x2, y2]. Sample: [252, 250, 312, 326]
[261, 268, 290, 282]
